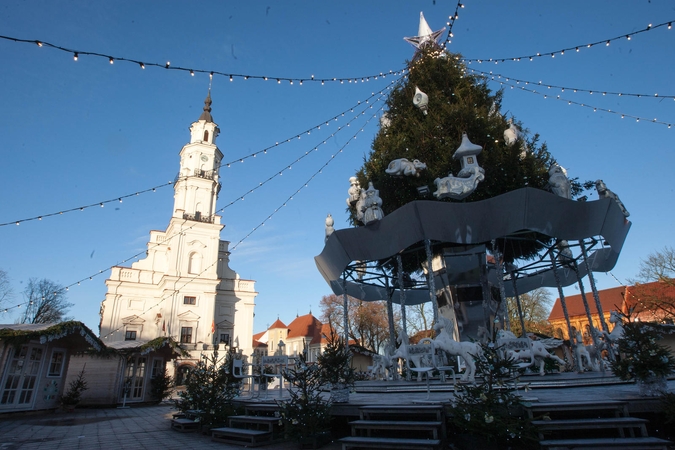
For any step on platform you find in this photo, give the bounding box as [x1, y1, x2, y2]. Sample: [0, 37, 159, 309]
[211, 427, 273, 447]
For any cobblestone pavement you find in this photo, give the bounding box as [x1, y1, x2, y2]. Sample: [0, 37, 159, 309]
[0, 403, 341, 450]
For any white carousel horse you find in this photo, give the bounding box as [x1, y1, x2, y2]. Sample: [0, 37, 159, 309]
[432, 316, 482, 382]
[574, 332, 599, 372]
[476, 325, 490, 345]
[601, 310, 625, 358]
[497, 330, 566, 376]
[391, 330, 427, 381]
[370, 347, 396, 380]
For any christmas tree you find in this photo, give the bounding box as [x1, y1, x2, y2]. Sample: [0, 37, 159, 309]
[350, 36, 580, 264]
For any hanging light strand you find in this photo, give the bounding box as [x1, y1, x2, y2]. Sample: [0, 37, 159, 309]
[491, 77, 673, 128]
[219, 79, 400, 169]
[461, 20, 673, 64]
[0, 34, 404, 85]
[442, 0, 465, 48]
[470, 68, 675, 100]
[0, 182, 173, 227]
[230, 98, 388, 252]
[220, 88, 391, 213]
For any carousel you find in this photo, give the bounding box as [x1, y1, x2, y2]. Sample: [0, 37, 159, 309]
[315, 135, 631, 384]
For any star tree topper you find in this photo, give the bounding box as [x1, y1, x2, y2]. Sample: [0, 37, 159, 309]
[404, 12, 446, 49]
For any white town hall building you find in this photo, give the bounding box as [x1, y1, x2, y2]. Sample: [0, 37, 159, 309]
[99, 94, 257, 371]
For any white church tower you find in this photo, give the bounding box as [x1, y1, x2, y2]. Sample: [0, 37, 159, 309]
[100, 94, 257, 368]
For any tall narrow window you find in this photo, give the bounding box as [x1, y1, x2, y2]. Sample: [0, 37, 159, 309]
[47, 350, 66, 377]
[188, 253, 202, 274]
[180, 327, 193, 344]
[203, 130, 209, 142]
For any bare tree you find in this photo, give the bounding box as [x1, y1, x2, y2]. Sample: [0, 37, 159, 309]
[404, 303, 434, 340]
[0, 269, 12, 312]
[319, 294, 396, 354]
[20, 278, 73, 324]
[506, 287, 554, 336]
[636, 246, 675, 283]
[629, 246, 675, 322]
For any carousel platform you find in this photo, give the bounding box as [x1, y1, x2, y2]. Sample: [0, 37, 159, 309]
[234, 371, 675, 418]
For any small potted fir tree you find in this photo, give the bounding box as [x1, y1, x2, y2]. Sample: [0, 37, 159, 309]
[317, 328, 355, 403]
[60, 367, 89, 412]
[611, 319, 675, 396]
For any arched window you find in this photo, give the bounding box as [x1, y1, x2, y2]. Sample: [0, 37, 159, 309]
[188, 252, 202, 274]
[203, 130, 209, 142]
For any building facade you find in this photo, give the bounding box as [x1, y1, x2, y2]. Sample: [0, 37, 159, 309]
[99, 95, 257, 375]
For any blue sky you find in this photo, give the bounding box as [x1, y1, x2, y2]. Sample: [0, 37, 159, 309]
[1, 1, 674, 334]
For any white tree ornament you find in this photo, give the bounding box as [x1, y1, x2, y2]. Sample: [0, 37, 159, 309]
[385, 158, 427, 177]
[325, 214, 334, 242]
[403, 11, 446, 50]
[503, 119, 521, 147]
[413, 86, 429, 115]
[346, 176, 361, 207]
[548, 163, 571, 199]
[433, 132, 485, 200]
[596, 180, 630, 217]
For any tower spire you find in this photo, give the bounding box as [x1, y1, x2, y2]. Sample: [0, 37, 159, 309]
[199, 91, 213, 123]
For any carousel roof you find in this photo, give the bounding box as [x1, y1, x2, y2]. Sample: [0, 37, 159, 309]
[315, 187, 631, 304]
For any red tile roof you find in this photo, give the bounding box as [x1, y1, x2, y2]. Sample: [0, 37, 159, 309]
[268, 319, 287, 329]
[549, 285, 625, 320]
[287, 313, 323, 344]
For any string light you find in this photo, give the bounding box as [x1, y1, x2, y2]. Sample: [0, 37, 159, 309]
[0, 34, 403, 86]
[0, 182, 173, 227]
[73, 52, 78, 61]
[462, 19, 674, 64]
[490, 77, 673, 128]
[471, 68, 675, 100]
[217, 82, 397, 169]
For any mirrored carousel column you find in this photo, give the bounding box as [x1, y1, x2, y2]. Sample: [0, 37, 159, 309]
[493, 240, 511, 332]
[580, 241, 611, 336]
[341, 274, 349, 351]
[425, 239, 440, 326]
[549, 250, 580, 372]
[397, 255, 408, 337]
[385, 276, 399, 381]
[572, 263, 605, 371]
[510, 273, 527, 338]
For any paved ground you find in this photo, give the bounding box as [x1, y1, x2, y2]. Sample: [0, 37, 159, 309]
[0, 403, 342, 450]
[0, 375, 672, 449]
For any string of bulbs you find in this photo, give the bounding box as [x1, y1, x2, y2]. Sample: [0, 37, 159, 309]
[461, 20, 673, 64]
[99, 96, 388, 339]
[1, 81, 397, 316]
[220, 90, 391, 215]
[442, 1, 465, 48]
[488, 76, 673, 128]
[1, 82, 395, 228]
[0, 34, 404, 85]
[217, 83, 397, 170]
[469, 68, 675, 100]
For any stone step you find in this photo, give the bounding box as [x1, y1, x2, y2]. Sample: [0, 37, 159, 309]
[349, 419, 443, 439]
[340, 436, 441, 450]
[539, 436, 672, 449]
[532, 417, 649, 437]
[210, 426, 273, 447]
[358, 404, 444, 421]
[170, 418, 200, 432]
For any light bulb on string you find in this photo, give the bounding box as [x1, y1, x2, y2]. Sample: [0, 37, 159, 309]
[109, 57, 114, 64]
[73, 52, 78, 61]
